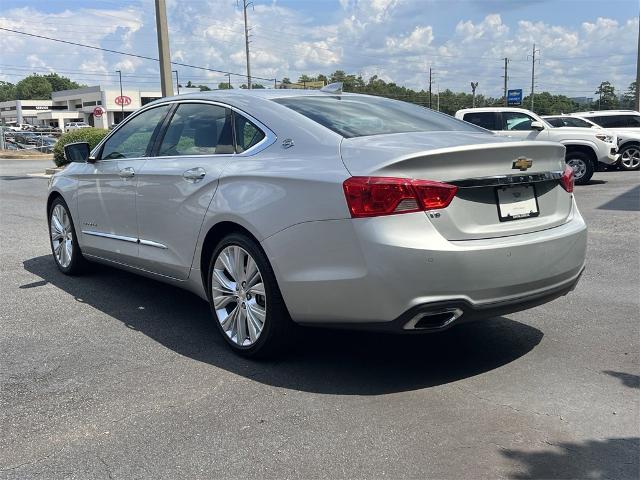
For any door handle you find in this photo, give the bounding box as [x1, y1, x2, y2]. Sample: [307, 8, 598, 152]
[183, 167, 206, 182]
[119, 167, 135, 178]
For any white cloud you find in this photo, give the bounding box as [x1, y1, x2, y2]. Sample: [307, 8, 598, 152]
[0, 1, 636, 98]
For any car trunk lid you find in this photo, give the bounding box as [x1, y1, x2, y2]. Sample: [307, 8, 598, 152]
[340, 131, 572, 240]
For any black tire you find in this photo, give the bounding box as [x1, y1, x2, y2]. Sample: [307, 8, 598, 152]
[48, 196, 87, 275]
[566, 152, 594, 185]
[207, 233, 292, 359]
[618, 144, 640, 171]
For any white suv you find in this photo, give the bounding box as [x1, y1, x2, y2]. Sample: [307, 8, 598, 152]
[572, 110, 640, 171]
[66, 122, 91, 131]
[455, 107, 619, 184]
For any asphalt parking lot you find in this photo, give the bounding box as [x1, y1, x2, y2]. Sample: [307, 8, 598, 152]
[1, 159, 638, 479]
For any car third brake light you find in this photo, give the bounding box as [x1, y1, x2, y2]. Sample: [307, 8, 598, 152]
[343, 177, 458, 218]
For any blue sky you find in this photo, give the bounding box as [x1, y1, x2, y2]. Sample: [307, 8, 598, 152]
[1, 0, 638, 98]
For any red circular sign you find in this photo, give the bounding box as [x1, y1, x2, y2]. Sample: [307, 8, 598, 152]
[115, 95, 132, 106]
[93, 106, 105, 117]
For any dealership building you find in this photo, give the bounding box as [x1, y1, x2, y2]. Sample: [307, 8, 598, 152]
[1, 85, 198, 131]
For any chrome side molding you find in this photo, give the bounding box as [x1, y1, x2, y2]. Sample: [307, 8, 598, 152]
[82, 230, 167, 249]
[82, 230, 138, 243]
[139, 239, 168, 249]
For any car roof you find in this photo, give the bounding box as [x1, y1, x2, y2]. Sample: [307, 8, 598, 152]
[143, 88, 389, 113]
[156, 88, 362, 103]
[456, 107, 535, 114]
[573, 110, 639, 116]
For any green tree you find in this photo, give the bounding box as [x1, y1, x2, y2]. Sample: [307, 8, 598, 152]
[197, 84, 211, 91]
[217, 82, 233, 90]
[0, 81, 16, 102]
[42, 73, 83, 92]
[594, 81, 619, 110]
[252, 84, 265, 89]
[621, 81, 637, 109]
[15, 74, 53, 100]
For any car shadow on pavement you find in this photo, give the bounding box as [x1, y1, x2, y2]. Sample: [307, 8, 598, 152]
[501, 437, 640, 480]
[597, 185, 640, 211]
[24, 255, 543, 395]
[603, 370, 640, 389]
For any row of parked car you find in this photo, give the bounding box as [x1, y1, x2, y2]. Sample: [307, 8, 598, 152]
[454, 108, 640, 184]
[2, 130, 58, 153]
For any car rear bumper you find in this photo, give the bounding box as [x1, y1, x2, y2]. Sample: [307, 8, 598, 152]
[262, 198, 587, 326]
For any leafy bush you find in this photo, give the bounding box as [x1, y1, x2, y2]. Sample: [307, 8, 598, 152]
[53, 128, 109, 166]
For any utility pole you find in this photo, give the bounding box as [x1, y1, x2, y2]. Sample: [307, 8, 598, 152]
[154, 0, 173, 97]
[503, 58, 509, 106]
[227, 73, 232, 89]
[240, 0, 253, 89]
[636, 18, 639, 111]
[428, 67, 432, 109]
[471, 81, 478, 108]
[116, 70, 123, 120]
[528, 43, 540, 111]
[172, 70, 180, 94]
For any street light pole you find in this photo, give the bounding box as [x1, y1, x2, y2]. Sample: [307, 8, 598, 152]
[116, 70, 123, 122]
[172, 70, 180, 94]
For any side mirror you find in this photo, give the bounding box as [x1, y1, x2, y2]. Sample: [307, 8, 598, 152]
[530, 121, 545, 131]
[64, 142, 91, 163]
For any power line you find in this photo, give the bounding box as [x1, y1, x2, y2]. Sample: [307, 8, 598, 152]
[0, 26, 276, 83]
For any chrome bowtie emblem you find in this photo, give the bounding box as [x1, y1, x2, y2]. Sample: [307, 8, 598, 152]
[512, 157, 533, 171]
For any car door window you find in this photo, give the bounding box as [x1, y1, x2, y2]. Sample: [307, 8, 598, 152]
[462, 112, 497, 130]
[234, 113, 266, 153]
[502, 112, 536, 131]
[158, 103, 234, 156]
[100, 105, 170, 159]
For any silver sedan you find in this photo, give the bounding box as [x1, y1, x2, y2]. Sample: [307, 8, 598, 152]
[48, 87, 587, 357]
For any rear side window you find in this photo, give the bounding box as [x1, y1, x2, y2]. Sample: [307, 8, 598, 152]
[590, 115, 640, 128]
[158, 103, 234, 156]
[462, 112, 497, 130]
[273, 95, 484, 138]
[234, 114, 265, 153]
[545, 118, 563, 127]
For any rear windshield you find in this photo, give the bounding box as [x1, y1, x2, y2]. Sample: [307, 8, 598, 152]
[273, 95, 485, 138]
[546, 117, 592, 128]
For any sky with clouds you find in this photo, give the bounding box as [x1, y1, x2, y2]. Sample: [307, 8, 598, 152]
[0, 0, 637, 99]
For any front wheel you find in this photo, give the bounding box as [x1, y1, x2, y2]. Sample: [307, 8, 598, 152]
[207, 233, 292, 358]
[48, 197, 86, 275]
[618, 145, 640, 171]
[566, 152, 594, 185]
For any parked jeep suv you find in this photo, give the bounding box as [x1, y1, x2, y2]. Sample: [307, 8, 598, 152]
[572, 110, 640, 171]
[455, 107, 619, 184]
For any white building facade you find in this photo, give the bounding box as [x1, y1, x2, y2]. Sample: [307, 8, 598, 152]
[2, 86, 200, 132]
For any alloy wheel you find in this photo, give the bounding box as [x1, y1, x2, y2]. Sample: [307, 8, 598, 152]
[211, 245, 267, 346]
[50, 204, 73, 268]
[567, 158, 587, 180]
[620, 147, 640, 170]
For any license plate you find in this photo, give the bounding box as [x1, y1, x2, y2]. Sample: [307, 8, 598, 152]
[496, 184, 539, 222]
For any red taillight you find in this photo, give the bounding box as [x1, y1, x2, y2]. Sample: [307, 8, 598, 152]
[560, 164, 574, 193]
[343, 176, 458, 218]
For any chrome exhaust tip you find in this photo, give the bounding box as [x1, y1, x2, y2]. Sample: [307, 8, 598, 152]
[403, 308, 464, 331]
